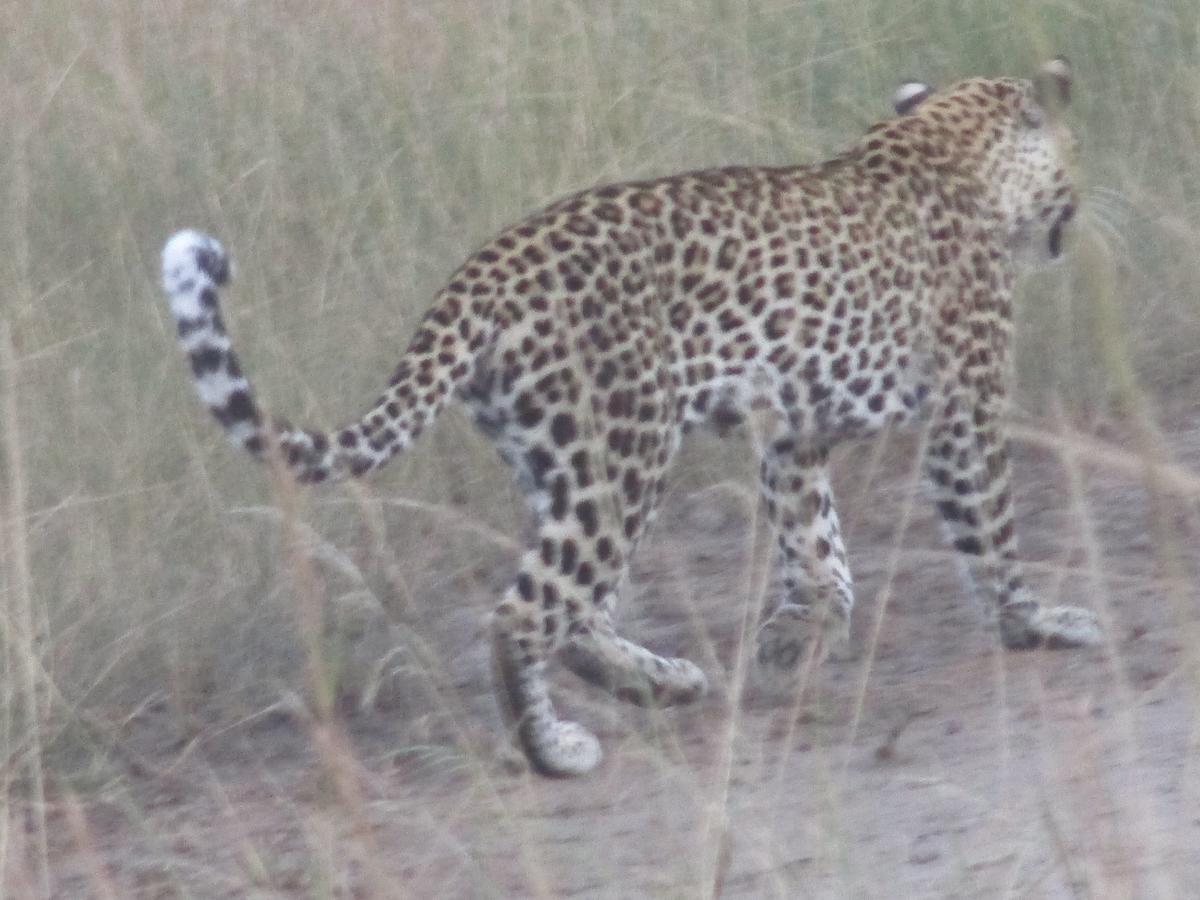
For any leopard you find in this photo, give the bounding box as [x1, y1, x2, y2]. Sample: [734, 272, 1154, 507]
[160, 58, 1101, 777]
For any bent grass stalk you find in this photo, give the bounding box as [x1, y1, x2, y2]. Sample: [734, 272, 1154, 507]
[2, 322, 50, 896]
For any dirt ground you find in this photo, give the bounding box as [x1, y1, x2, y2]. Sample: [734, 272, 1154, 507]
[31, 423, 1200, 899]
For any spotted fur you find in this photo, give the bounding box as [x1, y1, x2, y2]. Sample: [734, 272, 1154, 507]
[161, 59, 1100, 777]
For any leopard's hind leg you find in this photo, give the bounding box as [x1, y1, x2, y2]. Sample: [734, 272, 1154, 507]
[479, 374, 707, 773]
[490, 558, 603, 777]
[753, 440, 855, 691]
[490, 459, 706, 772]
[555, 408, 706, 708]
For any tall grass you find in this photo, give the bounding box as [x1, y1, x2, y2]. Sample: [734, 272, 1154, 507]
[1, 0, 1198, 895]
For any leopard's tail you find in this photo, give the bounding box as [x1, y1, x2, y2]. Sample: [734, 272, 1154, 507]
[160, 230, 492, 484]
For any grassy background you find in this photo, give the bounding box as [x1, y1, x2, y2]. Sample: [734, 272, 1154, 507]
[2, 0, 1199, 894]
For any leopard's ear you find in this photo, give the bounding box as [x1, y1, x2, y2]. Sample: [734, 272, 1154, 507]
[1034, 57, 1071, 112]
[893, 81, 933, 115]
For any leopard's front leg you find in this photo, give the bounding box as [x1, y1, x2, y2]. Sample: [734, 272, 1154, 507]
[925, 390, 1102, 649]
[753, 440, 854, 691]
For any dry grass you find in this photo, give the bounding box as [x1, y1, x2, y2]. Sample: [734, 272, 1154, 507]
[2, 0, 1199, 896]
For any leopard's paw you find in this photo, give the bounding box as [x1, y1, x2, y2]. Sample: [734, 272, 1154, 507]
[518, 718, 602, 777]
[1032, 605, 1103, 648]
[752, 604, 848, 695]
[1002, 604, 1103, 649]
[645, 656, 709, 707]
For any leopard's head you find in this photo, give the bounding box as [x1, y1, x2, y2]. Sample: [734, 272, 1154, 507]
[890, 59, 1079, 267]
